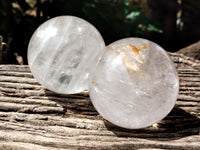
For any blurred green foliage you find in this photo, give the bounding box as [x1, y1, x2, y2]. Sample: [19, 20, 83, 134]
[41, 0, 162, 43]
[0, 0, 163, 64]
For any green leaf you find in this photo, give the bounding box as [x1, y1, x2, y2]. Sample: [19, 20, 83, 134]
[145, 24, 163, 33]
[126, 11, 140, 20]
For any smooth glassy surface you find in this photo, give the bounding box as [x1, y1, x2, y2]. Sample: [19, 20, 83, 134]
[28, 16, 105, 94]
[89, 38, 179, 129]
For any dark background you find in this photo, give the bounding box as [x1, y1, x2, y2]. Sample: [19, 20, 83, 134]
[0, 0, 200, 64]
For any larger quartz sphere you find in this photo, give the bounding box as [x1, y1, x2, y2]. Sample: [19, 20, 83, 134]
[89, 38, 179, 129]
[28, 16, 105, 94]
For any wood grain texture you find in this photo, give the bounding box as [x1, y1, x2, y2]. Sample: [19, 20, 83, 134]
[177, 40, 200, 60]
[0, 52, 199, 150]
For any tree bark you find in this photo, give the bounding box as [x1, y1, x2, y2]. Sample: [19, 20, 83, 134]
[0, 52, 199, 149]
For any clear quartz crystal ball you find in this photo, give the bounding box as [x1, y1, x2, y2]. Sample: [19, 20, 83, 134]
[89, 38, 179, 129]
[28, 16, 105, 94]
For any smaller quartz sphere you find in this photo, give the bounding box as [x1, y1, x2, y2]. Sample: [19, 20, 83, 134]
[28, 16, 105, 94]
[89, 38, 179, 129]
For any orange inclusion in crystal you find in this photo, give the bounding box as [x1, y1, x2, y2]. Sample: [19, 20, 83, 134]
[140, 45, 147, 49]
[129, 44, 140, 55]
[92, 81, 98, 86]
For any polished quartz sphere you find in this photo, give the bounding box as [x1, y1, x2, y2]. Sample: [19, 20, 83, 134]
[89, 38, 179, 129]
[28, 16, 105, 94]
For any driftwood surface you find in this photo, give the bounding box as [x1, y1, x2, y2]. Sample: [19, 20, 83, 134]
[0, 53, 199, 150]
[178, 40, 200, 60]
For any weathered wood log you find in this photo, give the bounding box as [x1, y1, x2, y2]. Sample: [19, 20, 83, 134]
[0, 52, 199, 149]
[178, 40, 200, 60]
